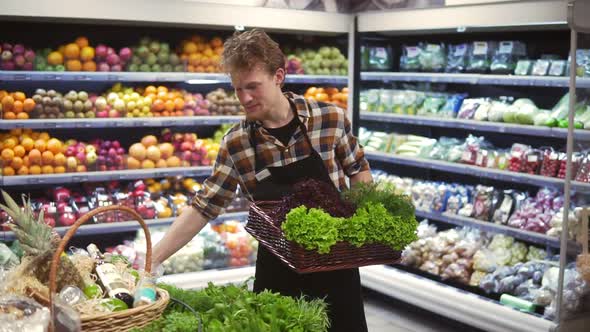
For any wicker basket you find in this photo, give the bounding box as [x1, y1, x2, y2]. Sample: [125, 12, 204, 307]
[246, 201, 401, 274]
[47, 205, 169, 332]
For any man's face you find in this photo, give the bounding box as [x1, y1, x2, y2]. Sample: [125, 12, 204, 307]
[231, 64, 284, 122]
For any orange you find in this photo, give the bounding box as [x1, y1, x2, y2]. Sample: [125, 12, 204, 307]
[13, 145, 25, 158]
[54, 165, 66, 174]
[38, 132, 51, 141]
[53, 153, 66, 166]
[47, 138, 63, 154]
[200, 57, 210, 67]
[34, 139, 47, 152]
[203, 48, 213, 58]
[156, 86, 168, 94]
[82, 61, 97, 72]
[64, 43, 81, 60]
[58, 45, 66, 55]
[21, 137, 34, 151]
[2, 137, 17, 149]
[1, 148, 14, 161]
[214, 47, 223, 56]
[164, 100, 175, 112]
[126, 156, 141, 169]
[145, 85, 157, 95]
[22, 156, 29, 167]
[29, 165, 41, 175]
[2, 95, 14, 111]
[10, 156, 23, 169]
[41, 165, 54, 174]
[2, 166, 15, 176]
[30, 132, 40, 140]
[205, 65, 216, 73]
[3, 112, 16, 120]
[183, 41, 198, 54]
[16, 112, 29, 119]
[0, 90, 7, 100]
[28, 149, 42, 164]
[75, 36, 89, 48]
[210, 37, 223, 48]
[187, 64, 195, 72]
[12, 91, 26, 102]
[41, 150, 54, 165]
[152, 99, 165, 112]
[66, 59, 82, 71]
[23, 98, 35, 112]
[16, 166, 28, 175]
[195, 66, 205, 73]
[80, 46, 95, 62]
[188, 53, 200, 66]
[13, 101, 23, 113]
[174, 98, 185, 111]
[47, 51, 64, 65]
[157, 91, 168, 100]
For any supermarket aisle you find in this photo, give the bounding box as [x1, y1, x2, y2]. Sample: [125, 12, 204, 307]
[363, 289, 485, 332]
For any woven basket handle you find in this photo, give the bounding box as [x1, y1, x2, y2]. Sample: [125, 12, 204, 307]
[48, 205, 152, 312]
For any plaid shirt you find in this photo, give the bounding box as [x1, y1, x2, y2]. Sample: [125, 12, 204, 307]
[191, 92, 370, 220]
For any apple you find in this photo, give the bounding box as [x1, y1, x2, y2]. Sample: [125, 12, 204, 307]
[66, 156, 78, 169]
[108, 109, 120, 118]
[76, 165, 87, 172]
[60, 213, 77, 226]
[96, 44, 108, 59]
[86, 151, 98, 164]
[97, 110, 108, 118]
[180, 141, 192, 152]
[182, 150, 192, 161]
[85, 145, 96, 154]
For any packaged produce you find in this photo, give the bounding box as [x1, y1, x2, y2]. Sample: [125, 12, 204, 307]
[417, 94, 447, 116]
[492, 190, 517, 224]
[548, 60, 566, 76]
[429, 137, 461, 161]
[0, 296, 51, 332]
[0, 243, 19, 270]
[557, 152, 583, 179]
[400, 45, 422, 72]
[507, 143, 530, 173]
[419, 43, 446, 72]
[488, 99, 512, 122]
[457, 98, 484, 120]
[490, 41, 527, 74]
[378, 89, 393, 113]
[366, 89, 380, 112]
[522, 149, 543, 175]
[466, 41, 496, 73]
[514, 60, 533, 76]
[460, 135, 489, 165]
[362, 45, 394, 71]
[439, 94, 466, 118]
[531, 59, 550, 76]
[446, 44, 469, 73]
[574, 49, 590, 77]
[473, 99, 493, 121]
[472, 186, 496, 221]
[575, 156, 590, 182]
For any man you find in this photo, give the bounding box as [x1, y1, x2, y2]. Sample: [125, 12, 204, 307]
[152, 29, 372, 331]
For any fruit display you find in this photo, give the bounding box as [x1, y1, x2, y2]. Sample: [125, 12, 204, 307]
[1, 90, 36, 120]
[0, 42, 36, 71]
[94, 43, 133, 72]
[62, 90, 95, 118]
[304, 86, 348, 109]
[206, 88, 243, 115]
[127, 37, 182, 73]
[285, 46, 348, 76]
[0, 129, 67, 176]
[178, 34, 224, 73]
[29, 89, 64, 119]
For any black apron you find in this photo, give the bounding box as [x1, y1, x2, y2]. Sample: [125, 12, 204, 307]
[248, 105, 368, 332]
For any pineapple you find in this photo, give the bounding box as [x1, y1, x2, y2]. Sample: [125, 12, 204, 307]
[0, 190, 84, 295]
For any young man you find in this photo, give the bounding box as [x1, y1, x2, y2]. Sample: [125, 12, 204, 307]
[152, 29, 372, 331]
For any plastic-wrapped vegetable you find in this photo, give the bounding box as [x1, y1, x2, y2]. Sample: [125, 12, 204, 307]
[457, 98, 484, 120]
[446, 44, 469, 73]
[490, 41, 527, 74]
[419, 43, 446, 72]
[514, 60, 532, 75]
[466, 41, 496, 73]
[526, 246, 547, 261]
[488, 99, 511, 122]
[509, 242, 528, 265]
[400, 45, 422, 72]
[473, 99, 493, 121]
[469, 271, 488, 287]
[417, 95, 447, 116]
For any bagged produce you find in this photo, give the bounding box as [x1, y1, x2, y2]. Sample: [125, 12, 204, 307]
[488, 99, 512, 122]
[491, 41, 527, 74]
[446, 44, 469, 73]
[400, 45, 422, 72]
[419, 43, 446, 72]
[466, 41, 496, 73]
[439, 94, 466, 118]
[515, 60, 533, 75]
[0, 243, 19, 270]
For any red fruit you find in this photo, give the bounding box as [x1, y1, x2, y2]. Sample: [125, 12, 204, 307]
[182, 150, 192, 161]
[14, 54, 25, 67]
[44, 216, 56, 228]
[13, 44, 25, 55]
[22, 62, 34, 70]
[119, 47, 132, 62]
[180, 141, 192, 151]
[95, 45, 108, 59]
[24, 50, 36, 62]
[110, 64, 122, 72]
[97, 62, 110, 72]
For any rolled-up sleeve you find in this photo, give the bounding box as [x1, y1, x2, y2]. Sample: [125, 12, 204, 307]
[335, 113, 370, 177]
[191, 140, 239, 220]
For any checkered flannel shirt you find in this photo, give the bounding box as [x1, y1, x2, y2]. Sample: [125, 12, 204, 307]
[191, 92, 370, 220]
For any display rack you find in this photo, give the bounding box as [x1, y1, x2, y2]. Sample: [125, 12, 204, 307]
[360, 112, 590, 141]
[356, 1, 590, 331]
[0, 211, 248, 241]
[160, 266, 255, 290]
[0, 166, 214, 186]
[365, 151, 590, 191]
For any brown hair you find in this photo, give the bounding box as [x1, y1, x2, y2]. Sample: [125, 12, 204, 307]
[221, 29, 285, 76]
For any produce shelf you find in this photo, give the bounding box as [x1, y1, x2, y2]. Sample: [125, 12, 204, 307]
[365, 151, 590, 192]
[359, 265, 555, 332]
[360, 72, 590, 88]
[0, 211, 249, 241]
[0, 71, 348, 84]
[360, 112, 590, 141]
[0, 116, 243, 130]
[0, 166, 213, 186]
[414, 210, 580, 250]
[159, 266, 255, 290]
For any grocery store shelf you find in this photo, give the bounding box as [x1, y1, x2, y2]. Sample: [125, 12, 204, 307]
[415, 210, 567, 249]
[365, 151, 590, 191]
[358, 0, 566, 33]
[360, 112, 590, 141]
[0, 166, 213, 186]
[1, 0, 350, 34]
[360, 72, 590, 88]
[0, 211, 249, 241]
[0, 116, 242, 130]
[0, 71, 347, 85]
[360, 265, 555, 332]
[159, 266, 255, 290]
